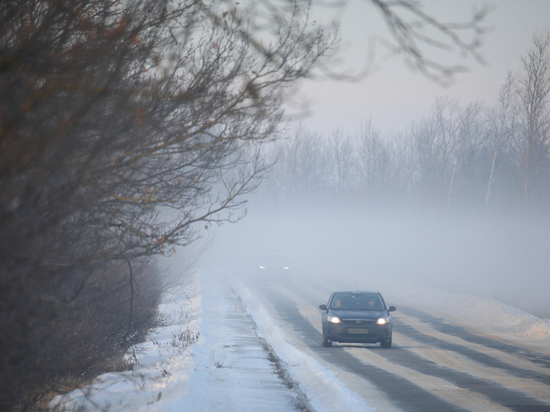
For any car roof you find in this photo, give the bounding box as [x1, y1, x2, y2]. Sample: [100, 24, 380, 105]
[332, 290, 381, 295]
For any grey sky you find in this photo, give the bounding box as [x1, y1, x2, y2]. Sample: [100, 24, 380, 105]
[288, 0, 550, 136]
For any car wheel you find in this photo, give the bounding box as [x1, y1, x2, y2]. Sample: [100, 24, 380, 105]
[322, 332, 332, 347]
[380, 337, 392, 348]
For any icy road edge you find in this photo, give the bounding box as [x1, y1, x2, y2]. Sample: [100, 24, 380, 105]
[234, 282, 373, 412]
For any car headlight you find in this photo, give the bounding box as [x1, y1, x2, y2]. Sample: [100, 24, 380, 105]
[328, 316, 341, 324]
[283, 267, 290, 270]
[377, 317, 390, 325]
[259, 266, 265, 269]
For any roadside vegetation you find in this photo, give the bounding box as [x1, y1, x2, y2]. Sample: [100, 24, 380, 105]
[1, 1, 490, 410]
[0, 0, 333, 409]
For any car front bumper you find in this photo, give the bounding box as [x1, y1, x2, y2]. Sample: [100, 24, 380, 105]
[324, 322, 392, 343]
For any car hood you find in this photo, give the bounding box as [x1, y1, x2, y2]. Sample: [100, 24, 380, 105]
[329, 309, 386, 320]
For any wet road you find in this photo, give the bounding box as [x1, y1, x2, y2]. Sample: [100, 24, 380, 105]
[246, 276, 550, 412]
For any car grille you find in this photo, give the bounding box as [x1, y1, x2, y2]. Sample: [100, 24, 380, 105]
[342, 319, 375, 326]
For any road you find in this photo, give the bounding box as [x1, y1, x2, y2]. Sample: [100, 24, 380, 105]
[232, 272, 550, 412]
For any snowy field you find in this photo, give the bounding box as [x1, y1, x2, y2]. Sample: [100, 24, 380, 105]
[50, 266, 550, 411]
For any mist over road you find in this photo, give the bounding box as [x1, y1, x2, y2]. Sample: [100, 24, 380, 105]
[206, 205, 550, 319]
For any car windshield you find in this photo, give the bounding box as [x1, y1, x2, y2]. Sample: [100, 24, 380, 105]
[331, 293, 384, 310]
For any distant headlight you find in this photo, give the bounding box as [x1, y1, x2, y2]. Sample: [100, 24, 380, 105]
[328, 316, 341, 324]
[283, 267, 290, 270]
[377, 317, 390, 325]
[259, 266, 265, 269]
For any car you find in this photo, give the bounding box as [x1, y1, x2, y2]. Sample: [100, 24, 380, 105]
[319, 290, 396, 348]
[255, 253, 291, 284]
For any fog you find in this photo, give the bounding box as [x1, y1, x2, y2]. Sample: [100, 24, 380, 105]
[175, 2, 550, 320]
[201, 202, 550, 319]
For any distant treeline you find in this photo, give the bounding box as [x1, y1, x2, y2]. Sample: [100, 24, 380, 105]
[259, 32, 550, 214]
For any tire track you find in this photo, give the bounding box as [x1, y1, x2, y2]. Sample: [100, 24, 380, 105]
[400, 306, 550, 369]
[258, 286, 467, 412]
[260, 280, 550, 411]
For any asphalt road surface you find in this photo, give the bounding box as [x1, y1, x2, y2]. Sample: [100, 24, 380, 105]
[239, 273, 550, 412]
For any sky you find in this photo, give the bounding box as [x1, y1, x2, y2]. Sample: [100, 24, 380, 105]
[287, 0, 550, 136]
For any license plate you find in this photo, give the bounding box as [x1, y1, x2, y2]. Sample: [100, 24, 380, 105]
[348, 328, 368, 334]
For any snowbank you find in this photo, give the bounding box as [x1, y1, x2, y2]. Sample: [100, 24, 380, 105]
[389, 281, 550, 347]
[234, 282, 373, 412]
[50, 268, 550, 411]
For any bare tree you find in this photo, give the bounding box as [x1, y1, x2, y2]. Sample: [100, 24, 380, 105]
[446, 101, 484, 205]
[515, 29, 550, 204]
[433, 97, 465, 203]
[356, 120, 391, 200]
[0, 0, 334, 409]
[316, 0, 489, 86]
[481, 73, 521, 209]
[278, 126, 330, 202]
[409, 113, 443, 200]
[328, 129, 356, 194]
[405, 97, 481, 205]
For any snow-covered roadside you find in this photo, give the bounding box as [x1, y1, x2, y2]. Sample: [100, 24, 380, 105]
[231, 281, 373, 412]
[50, 268, 370, 411]
[50, 279, 202, 411]
[386, 279, 550, 350]
[50, 267, 550, 411]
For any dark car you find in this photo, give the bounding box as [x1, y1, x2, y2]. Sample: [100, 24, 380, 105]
[255, 253, 291, 283]
[319, 290, 396, 348]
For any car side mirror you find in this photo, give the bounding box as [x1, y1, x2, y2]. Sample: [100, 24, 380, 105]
[319, 304, 327, 311]
[388, 306, 396, 312]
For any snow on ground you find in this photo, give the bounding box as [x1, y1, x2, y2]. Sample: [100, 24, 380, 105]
[386, 278, 550, 349]
[50, 279, 202, 411]
[51, 267, 550, 411]
[50, 268, 371, 412]
[233, 277, 372, 412]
